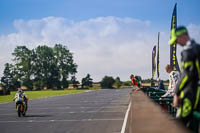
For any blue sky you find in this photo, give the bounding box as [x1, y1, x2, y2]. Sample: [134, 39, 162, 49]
[0, 0, 200, 81]
[1, 0, 199, 34]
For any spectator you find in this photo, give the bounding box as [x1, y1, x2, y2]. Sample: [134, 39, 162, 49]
[130, 74, 139, 91]
[161, 64, 180, 98]
[157, 78, 165, 91]
[135, 76, 142, 88]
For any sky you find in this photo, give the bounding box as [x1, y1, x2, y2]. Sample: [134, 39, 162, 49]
[0, 0, 200, 82]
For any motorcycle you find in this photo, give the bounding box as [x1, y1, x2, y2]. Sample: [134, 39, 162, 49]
[14, 94, 27, 117]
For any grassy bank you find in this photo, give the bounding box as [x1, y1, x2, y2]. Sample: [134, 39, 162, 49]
[0, 89, 88, 103]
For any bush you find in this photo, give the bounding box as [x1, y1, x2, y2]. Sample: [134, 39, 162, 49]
[100, 76, 115, 89]
[122, 81, 131, 86]
[81, 74, 93, 88]
[114, 77, 122, 88]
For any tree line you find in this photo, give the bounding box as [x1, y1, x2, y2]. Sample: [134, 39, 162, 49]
[0, 44, 134, 91]
[0, 44, 77, 90]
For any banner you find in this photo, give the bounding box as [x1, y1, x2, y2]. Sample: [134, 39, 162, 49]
[152, 45, 156, 79]
[170, 3, 180, 71]
[157, 32, 160, 79]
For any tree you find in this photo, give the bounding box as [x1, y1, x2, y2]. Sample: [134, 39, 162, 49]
[12, 46, 33, 90]
[33, 45, 55, 89]
[100, 76, 115, 89]
[81, 74, 93, 88]
[122, 81, 132, 86]
[62, 78, 69, 89]
[4, 44, 78, 90]
[0, 63, 20, 91]
[114, 77, 122, 88]
[53, 44, 77, 89]
[71, 76, 79, 89]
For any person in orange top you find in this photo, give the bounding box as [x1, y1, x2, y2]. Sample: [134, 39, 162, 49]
[130, 74, 139, 91]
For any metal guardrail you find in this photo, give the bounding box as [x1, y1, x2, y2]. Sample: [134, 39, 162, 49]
[141, 86, 200, 133]
[126, 90, 190, 133]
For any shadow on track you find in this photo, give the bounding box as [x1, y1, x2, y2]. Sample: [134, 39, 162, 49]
[24, 114, 52, 117]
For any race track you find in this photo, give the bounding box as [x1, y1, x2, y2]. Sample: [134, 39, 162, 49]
[0, 89, 131, 133]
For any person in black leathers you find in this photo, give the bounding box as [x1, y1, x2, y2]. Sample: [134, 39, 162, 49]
[169, 26, 200, 128]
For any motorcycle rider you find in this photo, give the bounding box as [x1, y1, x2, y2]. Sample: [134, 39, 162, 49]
[13, 87, 28, 111]
[169, 26, 200, 128]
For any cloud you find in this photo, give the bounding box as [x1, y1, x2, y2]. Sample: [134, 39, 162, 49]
[188, 24, 200, 42]
[0, 16, 200, 81]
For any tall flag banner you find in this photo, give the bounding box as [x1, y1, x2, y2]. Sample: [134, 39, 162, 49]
[152, 45, 156, 79]
[170, 3, 180, 71]
[157, 32, 160, 79]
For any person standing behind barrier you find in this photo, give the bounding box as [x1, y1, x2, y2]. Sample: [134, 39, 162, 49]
[130, 74, 139, 91]
[161, 64, 180, 98]
[157, 78, 165, 91]
[135, 76, 142, 89]
[169, 26, 200, 128]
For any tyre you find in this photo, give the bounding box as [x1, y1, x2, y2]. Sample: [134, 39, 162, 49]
[17, 105, 21, 117]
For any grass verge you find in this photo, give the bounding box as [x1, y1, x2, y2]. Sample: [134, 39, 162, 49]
[0, 89, 88, 103]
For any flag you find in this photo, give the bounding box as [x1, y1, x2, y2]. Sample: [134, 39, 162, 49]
[170, 3, 180, 71]
[152, 45, 156, 79]
[157, 32, 160, 79]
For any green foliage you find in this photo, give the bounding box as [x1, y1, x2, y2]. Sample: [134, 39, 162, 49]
[100, 76, 115, 89]
[62, 78, 69, 89]
[0, 44, 77, 90]
[114, 77, 122, 88]
[12, 46, 33, 89]
[0, 63, 20, 91]
[122, 81, 131, 86]
[71, 76, 79, 89]
[81, 74, 93, 88]
[142, 78, 156, 83]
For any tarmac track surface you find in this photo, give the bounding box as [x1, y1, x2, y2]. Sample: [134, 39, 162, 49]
[0, 89, 131, 133]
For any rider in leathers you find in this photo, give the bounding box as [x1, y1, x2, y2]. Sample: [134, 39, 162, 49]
[170, 26, 200, 127]
[14, 88, 28, 111]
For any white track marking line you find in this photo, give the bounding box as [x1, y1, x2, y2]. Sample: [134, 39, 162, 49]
[0, 111, 125, 116]
[121, 101, 131, 133]
[79, 106, 127, 109]
[0, 119, 123, 123]
[0, 105, 127, 111]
